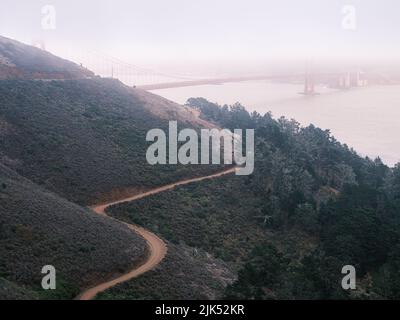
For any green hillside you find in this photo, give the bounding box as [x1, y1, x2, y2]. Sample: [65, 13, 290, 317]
[0, 78, 220, 205]
[0, 163, 147, 299]
[105, 98, 400, 299]
[0, 278, 38, 300]
[97, 242, 235, 300]
[0, 36, 221, 300]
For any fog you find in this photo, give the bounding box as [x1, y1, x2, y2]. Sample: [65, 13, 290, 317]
[1, 0, 400, 76]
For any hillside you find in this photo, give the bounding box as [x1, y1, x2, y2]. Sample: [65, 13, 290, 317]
[0, 278, 38, 300]
[104, 99, 400, 299]
[0, 163, 147, 299]
[3, 35, 400, 301]
[0, 36, 94, 80]
[0, 78, 222, 205]
[0, 36, 221, 205]
[97, 242, 235, 300]
[0, 36, 225, 300]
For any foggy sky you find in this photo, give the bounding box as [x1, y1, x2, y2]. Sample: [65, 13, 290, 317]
[1, 0, 399, 70]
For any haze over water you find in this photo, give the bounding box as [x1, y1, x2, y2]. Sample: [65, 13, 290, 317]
[151, 81, 400, 167]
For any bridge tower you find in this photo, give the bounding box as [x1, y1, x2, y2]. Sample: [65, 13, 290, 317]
[303, 73, 315, 95]
[300, 60, 318, 95]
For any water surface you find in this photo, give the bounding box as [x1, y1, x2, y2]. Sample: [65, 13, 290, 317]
[151, 81, 400, 167]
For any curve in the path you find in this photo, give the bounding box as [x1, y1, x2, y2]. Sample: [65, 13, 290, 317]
[78, 166, 237, 300]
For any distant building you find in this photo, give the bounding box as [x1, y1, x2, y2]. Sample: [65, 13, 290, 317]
[338, 71, 367, 89]
[356, 71, 368, 86]
[338, 72, 351, 89]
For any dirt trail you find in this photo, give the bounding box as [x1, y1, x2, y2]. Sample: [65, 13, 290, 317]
[78, 167, 237, 300]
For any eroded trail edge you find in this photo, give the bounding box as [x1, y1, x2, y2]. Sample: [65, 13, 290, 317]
[78, 167, 237, 300]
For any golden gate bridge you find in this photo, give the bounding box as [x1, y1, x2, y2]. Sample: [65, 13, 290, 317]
[52, 46, 368, 92]
[61, 48, 315, 90]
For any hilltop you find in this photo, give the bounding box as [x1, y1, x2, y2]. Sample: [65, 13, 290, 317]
[0, 35, 94, 80]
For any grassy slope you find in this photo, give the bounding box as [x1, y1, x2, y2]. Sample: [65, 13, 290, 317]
[97, 242, 235, 300]
[107, 174, 315, 264]
[0, 78, 221, 205]
[0, 163, 147, 299]
[102, 173, 314, 299]
[107, 175, 268, 263]
[0, 278, 38, 300]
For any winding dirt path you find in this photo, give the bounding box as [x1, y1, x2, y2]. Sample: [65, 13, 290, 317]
[78, 167, 237, 300]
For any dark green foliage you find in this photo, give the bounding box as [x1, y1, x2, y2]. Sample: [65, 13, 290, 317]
[319, 185, 398, 275]
[0, 277, 38, 300]
[292, 250, 349, 299]
[225, 244, 288, 299]
[374, 244, 400, 299]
